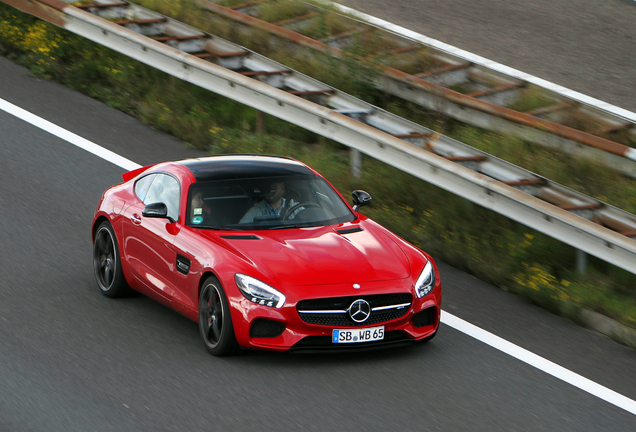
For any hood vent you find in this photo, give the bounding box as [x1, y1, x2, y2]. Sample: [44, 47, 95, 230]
[336, 227, 363, 235]
[220, 235, 261, 240]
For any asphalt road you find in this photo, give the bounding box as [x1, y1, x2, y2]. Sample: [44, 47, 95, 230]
[2, 57, 636, 431]
[339, 0, 636, 113]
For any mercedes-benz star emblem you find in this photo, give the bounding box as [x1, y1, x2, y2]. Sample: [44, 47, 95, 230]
[348, 299, 371, 323]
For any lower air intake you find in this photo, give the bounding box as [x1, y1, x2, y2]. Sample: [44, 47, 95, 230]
[411, 307, 437, 328]
[250, 318, 286, 338]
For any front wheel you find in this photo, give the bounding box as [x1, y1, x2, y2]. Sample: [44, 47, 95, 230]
[93, 221, 131, 298]
[198, 277, 238, 356]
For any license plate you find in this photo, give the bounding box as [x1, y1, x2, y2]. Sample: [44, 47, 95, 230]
[332, 326, 384, 344]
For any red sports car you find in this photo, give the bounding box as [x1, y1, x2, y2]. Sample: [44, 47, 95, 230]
[92, 155, 441, 355]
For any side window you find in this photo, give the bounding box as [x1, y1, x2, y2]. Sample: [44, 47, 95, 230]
[134, 174, 155, 202]
[144, 174, 180, 222]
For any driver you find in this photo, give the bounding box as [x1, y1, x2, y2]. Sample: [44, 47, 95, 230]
[240, 181, 296, 223]
[190, 190, 213, 226]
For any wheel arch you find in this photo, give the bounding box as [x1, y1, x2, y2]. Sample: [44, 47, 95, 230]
[198, 270, 223, 300]
[92, 215, 110, 242]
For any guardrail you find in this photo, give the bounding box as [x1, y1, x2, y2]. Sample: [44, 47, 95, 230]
[331, 1, 636, 125]
[4, 0, 636, 275]
[197, 0, 636, 177]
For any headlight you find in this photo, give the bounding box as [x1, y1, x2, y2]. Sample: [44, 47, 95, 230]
[414, 261, 435, 298]
[235, 274, 286, 308]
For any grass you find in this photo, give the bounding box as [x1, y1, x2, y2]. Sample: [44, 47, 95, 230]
[506, 85, 560, 113]
[258, 0, 310, 23]
[2, 2, 636, 332]
[381, 48, 439, 75]
[218, 0, 256, 6]
[297, 7, 351, 40]
[345, 28, 404, 58]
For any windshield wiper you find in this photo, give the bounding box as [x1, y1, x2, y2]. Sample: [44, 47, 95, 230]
[199, 226, 243, 231]
[265, 223, 300, 229]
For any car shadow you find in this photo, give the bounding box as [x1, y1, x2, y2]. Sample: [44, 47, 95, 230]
[229, 336, 439, 367]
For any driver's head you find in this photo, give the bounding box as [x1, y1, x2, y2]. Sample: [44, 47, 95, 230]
[192, 191, 204, 208]
[265, 181, 285, 206]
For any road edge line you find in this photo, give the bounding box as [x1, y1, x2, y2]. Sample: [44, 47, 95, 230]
[0, 97, 140, 171]
[441, 310, 636, 416]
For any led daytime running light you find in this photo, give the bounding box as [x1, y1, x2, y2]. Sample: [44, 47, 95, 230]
[415, 261, 435, 298]
[235, 274, 286, 308]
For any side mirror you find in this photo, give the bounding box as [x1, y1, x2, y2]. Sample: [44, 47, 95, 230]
[352, 190, 372, 211]
[143, 202, 170, 220]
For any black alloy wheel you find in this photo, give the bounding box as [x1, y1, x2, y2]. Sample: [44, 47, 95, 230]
[93, 221, 131, 298]
[198, 276, 238, 356]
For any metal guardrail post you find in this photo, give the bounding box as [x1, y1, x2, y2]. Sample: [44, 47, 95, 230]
[256, 110, 265, 134]
[350, 148, 362, 179]
[576, 250, 588, 275]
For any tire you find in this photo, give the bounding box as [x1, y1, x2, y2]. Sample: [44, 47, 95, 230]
[198, 276, 238, 356]
[93, 221, 131, 298]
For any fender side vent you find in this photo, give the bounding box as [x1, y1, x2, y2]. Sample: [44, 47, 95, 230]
[176, 254, 191, 275]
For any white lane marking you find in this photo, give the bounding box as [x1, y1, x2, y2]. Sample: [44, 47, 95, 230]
[442, 311, 636, 416]
[0, 98, 140, 171]
[2, 97, 636, 417]
[332, 3, 636, 124]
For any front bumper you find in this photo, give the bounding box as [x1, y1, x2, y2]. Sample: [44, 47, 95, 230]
[227, 279, 441, 352]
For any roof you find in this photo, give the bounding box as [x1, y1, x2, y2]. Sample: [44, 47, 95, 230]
[178, 154, 314, 182]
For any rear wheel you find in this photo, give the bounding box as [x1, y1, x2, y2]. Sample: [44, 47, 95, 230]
[198, 276, 238, 356]
[93, 221, 131, 298]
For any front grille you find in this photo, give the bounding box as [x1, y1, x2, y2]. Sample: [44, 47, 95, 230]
[289, 330, 414, 352]
[299, 308, 409, 326]
[297, 293, 411, 327]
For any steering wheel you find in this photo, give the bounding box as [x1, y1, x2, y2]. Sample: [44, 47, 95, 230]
[284, 202, 320, 220]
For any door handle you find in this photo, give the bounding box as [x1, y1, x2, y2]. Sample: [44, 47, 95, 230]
[130, 213, 142, 224]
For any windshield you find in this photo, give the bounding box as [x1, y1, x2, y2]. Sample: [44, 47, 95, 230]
[186, 174, 355, 230]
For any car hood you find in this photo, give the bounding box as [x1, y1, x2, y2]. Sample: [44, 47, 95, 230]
[209, 223, 411, 286]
